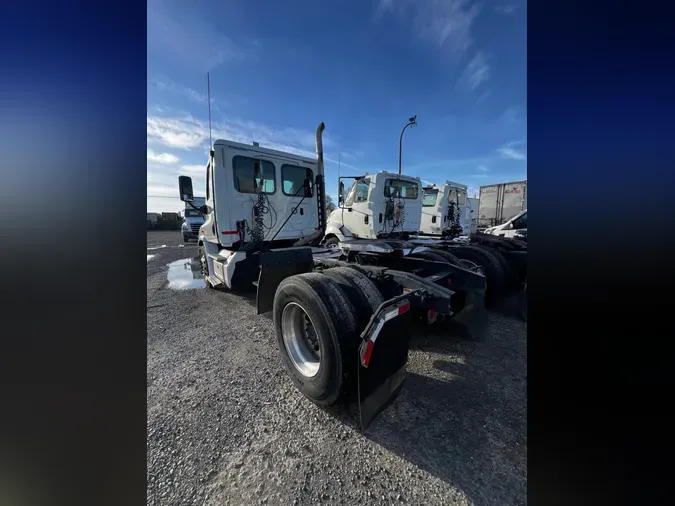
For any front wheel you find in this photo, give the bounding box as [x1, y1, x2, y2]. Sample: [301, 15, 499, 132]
[324, 236, 340, 248]
[199, 246, 214, 288]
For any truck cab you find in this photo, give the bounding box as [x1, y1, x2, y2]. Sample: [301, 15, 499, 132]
[324, 171, 422, 245]
[483, 209, 527, 238]
[420, 181, 471, 238]
[181, 197, 205, 242]
[178, 137, 323, 289]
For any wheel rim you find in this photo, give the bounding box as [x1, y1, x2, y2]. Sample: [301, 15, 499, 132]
[327, 242, 338, 249]
[200, 249, 208, 276]
[281, 302, 321, 378]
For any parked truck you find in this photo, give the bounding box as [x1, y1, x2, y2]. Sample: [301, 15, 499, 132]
[324, 172, 527, 309]
[323, 171, 423, 246]
[477, 180, 527, 230]
[177, 123, 489, 429]
[182, 196, 205, 242]
[419, 181, 471, 238]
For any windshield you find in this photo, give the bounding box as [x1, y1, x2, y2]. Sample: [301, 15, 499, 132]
[384, 178, 419, 199]
[185, 209, 202, 218]
[422, 189, 438, 207]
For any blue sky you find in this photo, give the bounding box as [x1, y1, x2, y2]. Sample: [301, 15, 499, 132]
[147, 0, 526, 212]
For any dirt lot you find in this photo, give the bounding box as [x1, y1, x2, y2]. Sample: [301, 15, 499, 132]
[147, 230, 527, 506]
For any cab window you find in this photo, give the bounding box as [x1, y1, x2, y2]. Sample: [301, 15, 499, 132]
[232, 156, 275, 194]
[422, 189, 438, 207]
[344, 178, 370, 207]
[384, 179, 418, 199]
[282, 164, 313, 196]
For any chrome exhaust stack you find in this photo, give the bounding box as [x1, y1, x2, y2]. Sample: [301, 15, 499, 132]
[293, 122, 326, 247]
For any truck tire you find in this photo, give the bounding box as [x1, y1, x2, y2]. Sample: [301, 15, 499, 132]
[450, 245, 506, 298]
[199, 246, 214, 289]
[322, 267, 384, 331]
[511, 238, 528, 249]
[409, 249, 453, 264]
[472, 244, 516, 287]
[324, 236, 340, 248]
[273, 272, 360, 406]
[425, 249, 462, 266]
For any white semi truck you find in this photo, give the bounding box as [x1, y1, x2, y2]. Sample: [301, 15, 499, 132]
[177, 123, 488, 429]
[419, 181, 471, 238]
[322, 171, 423, 246]
[182, 196, 205, 242]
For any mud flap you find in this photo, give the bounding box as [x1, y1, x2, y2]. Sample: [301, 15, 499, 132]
[518, 282, 527, 321]
[357, 314, 412, 431]
[450, 289, 489, 340]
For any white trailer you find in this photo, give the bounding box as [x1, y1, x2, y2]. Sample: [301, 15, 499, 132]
[467, 197, 479, 234]
[477, 180, 527, 229]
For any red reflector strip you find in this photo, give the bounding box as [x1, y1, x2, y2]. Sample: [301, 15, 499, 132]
[362, 340, 374, 367]
[383, 302, 411, 321]
[221, 230, 239, 235]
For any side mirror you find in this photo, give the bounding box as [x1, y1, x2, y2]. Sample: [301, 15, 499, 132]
[199, 205, 208, 215]
[338, 181, 345, 205]
[179, 176, 194, 202]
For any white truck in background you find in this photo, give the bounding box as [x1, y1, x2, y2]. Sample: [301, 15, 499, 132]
[323, 171, 423, 246]
[182, 197, 205, 242]
[419, 181, 471, 238]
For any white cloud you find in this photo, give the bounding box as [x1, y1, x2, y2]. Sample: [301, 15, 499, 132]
[146, 114, 360, 171]
[462, 51, 491, 91]
[495, 5, 517, 14]
[147, 149, 179, 164]
[475, 90, 492, 104]
[497, 140, 527, 160]
[476, 165, 489, 172]
[376, 0, 480, 55]
[180, 165, 205, 174]
[148, 76, 209, 104]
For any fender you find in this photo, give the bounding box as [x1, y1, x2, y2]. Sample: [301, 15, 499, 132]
[324, 222, 348, 242]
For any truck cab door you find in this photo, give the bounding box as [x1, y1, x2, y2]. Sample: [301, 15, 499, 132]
[340, 177, 372, 238]
[280, 163, 316, 237]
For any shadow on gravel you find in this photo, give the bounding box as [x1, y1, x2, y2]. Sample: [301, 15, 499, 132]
[364, 369, 525, 506]
[486, 293, 526, 321]
[323, 312, 526, 506]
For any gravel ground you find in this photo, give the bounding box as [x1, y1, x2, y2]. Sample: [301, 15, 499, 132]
[147, 230, 527, 506]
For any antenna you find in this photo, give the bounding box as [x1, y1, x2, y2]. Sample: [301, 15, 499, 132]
[207, 72, 213, 149]
[337, 153, 341, 179]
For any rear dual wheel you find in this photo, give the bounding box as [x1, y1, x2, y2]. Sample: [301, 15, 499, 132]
[274, 268, 383, 406]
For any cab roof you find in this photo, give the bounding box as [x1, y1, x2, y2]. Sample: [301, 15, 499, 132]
[212, 139, 317, 166]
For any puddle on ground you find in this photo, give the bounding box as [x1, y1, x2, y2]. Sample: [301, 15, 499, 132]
[147, 244, 167, 250]
[147, 254, 156, 261]
[166, 257, 206, 290]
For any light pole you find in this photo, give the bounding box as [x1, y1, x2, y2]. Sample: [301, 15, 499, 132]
[398, 115, 417, 175]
